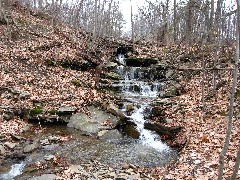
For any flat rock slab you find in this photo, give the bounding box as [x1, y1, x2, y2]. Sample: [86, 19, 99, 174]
[67, 106, 119, 134]
[28, 174, 56, 180]
[23, 142, 39, 153]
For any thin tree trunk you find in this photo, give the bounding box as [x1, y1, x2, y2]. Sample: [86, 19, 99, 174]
[218, 1, 240, 178]
[0, 0, 2, 17]
[130, 0, 134, 41]
[230, 1, 240, 178]
[231, 143, 240, 179]
[173, 0, 177, 42]
[93, 0, 98, 41]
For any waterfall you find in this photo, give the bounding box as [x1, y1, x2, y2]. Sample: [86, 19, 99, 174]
[116, 54, 169, 152]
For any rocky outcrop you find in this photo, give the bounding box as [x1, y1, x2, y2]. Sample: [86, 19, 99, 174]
[144, 122, 182, 137]
[125, 58, 158, 67]
[106, 104, 128, 121]
[67, 106, 119, 135]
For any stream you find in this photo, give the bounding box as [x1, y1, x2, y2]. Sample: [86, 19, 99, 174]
[1, 54, 178, 179]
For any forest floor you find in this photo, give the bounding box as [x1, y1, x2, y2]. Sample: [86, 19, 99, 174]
[0, 2, 240, 179]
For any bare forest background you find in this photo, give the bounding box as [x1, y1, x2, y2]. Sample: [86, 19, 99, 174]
[0, 0, 237, 46]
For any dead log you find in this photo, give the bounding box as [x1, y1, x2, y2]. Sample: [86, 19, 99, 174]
[144, 122, 181, 137]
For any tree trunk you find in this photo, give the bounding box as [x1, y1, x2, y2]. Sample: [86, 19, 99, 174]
[208, 0, 214, 42]
[173, 0, 177, 42]
[230, 1, 240, 179]
[186, 0, 193, 46]
[93, 0, 98, 41]
[130, 0, 134, 41]
[0, 0, 2, 17]
[218, 0, 240, 178]
[231, 143, 240, 179]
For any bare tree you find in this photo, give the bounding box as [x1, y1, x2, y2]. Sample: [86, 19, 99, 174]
[218, 1, 240, 178]
[173, 0, 177, 42]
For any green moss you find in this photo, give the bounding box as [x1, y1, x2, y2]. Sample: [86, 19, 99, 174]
[236, 89, 240, 100]
[45, 59, 55, 66]
[30, 106, 43, 115]
[219, 111, 227, 116]
[48, 109, 58, 115]
[71, 80, 81, 86]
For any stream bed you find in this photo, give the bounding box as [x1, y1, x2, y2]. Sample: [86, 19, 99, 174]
[0, 55, 178, 179]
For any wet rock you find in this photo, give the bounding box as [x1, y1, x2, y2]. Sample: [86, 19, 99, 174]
[42, 144, 59, 151]
[98, 129, 123, 141]
[104, 72, 122, 80]
[105, 62, 118, 69]
[122, 125, 140, 139]
[66, 165, 84, 174]
[125, 58, 158, 67]
[40, 139, 50, 145]
[23, 142, 39, 153]
[68, 106, 119, 134]
[107, 104, 127, 121]
[58, 106, 77, 115]
[151, 106, 165, 117]
[28, 174, 56, 180]
[4, 142, 17, 149]
[97, 130, 109, 137]
[144, 122, 182, 137]
[44, 155, 55, 161]
[11, 134, 26, 141]
[125, 104, 134, 113]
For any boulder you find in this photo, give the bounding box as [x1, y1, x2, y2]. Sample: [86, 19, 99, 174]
[122, 125, 140, 139]
[144, 122, 181, 137]
[67, 106, 119, 135]
[107, 104, 127, 121]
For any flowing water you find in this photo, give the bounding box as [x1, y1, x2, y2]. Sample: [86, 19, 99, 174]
[116, 55, 169, 151]
[1, 55, 177, 178]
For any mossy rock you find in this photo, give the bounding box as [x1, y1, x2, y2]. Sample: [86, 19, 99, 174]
[236, 89, 240, 100]
[105, 72, 122, 80]
[48, 109, 59, 115]
[30, 106, 43, 115]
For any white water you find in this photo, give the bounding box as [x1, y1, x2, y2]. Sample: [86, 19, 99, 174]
[117, 55, 169, 152]
[0, 161, 26, 180]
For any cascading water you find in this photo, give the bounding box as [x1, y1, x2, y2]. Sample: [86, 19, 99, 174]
[0, 161, 26, 180]
[116, 54, 169, 151]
